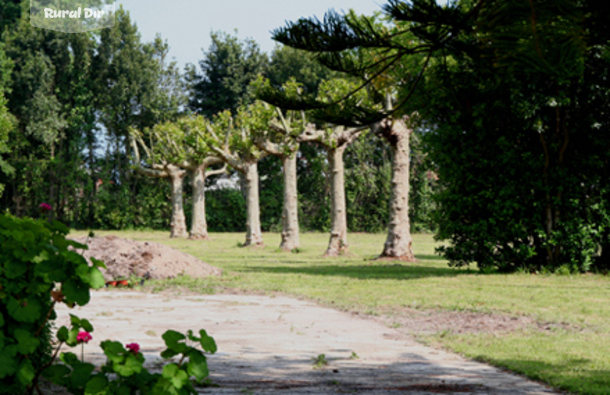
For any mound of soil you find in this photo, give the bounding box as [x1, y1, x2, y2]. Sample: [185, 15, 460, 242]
[71, 235, 221, 281]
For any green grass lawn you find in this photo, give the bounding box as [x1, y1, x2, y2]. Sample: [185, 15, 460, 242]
[71, 230, 610, 395]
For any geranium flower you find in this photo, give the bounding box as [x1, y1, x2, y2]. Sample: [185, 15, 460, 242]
[77, 331, 92, 344]
[126, 342, 140, 354]
[39, 203, 52, 212]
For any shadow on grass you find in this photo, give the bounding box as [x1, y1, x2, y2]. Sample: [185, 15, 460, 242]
[483, 357, 609, 395]
[415, 253, 447, 261]
[241, 263, 474, 280]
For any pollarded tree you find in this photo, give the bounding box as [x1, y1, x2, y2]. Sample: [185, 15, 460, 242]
[130, 128, 188, 238]
[263, 8, 427, 261]
[249, 79, 309, 252]
[196, 109, 268, 246]
[147, 119, 227, 240]
[298, 79, 370, 256]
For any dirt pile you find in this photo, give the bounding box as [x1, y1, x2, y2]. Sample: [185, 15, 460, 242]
[71, 235, 221, 281]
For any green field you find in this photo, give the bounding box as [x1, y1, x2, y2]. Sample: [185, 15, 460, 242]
[71, 230, 610, 395]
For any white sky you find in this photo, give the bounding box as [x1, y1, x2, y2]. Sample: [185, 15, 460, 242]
[116, 0, 446, 70]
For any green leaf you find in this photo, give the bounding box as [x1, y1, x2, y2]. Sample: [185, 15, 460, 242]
[63, 279, 90, 306]
[16, 359, 35, 386]
[36, 259, 67, 282]
[76, 264, 90, 282]
[7, 296, 42, 323]
[71, 363, 96, 388]
[51, 220, 70, 234]
[57, 326, 69, 342]
[116, 386, 131, 395]
[162, 363, 189, 388]
[84, 375, 108, 395]
[101, 341, 126, 363]
[186, 350, 209, 382]
[0, 346, 18, 379]
[113, 353, 143, 377]
[81, 318, 94, 333]
[14, 329, 40, 355]
[160, 348, 179, 359]
[91, 257, 107, 269]
[67, 327, 80, 347]
[162, 330, 187, 353]
[42, 364, 71, 384]
[3, 258, 28, 278]
[70, 314, 82, 327]
[162, 363, 179, 379]
[88, 267, 106, 289]
[198, 330, 217, 353]
[60, 352, 80, 367]
[0, 312, 4, 327]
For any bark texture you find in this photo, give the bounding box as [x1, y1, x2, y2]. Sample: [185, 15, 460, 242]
[244, 162, 264, 246]
[167, 165, 188, 238]
[189, 164, 209, 240]
[186, 158, 225, 240]
[299, 125, 364, 256]
[375, 118, 415, 260]
[280, 155, 300, 251]
[325, 146, 348, 256]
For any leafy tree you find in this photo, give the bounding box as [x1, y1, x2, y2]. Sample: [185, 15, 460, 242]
[296, 79, 370, 256]
[187, 31, 268, 118]
[198, 108, 268, 246]
[250, 79, 306, 251]
[153, 118, 227, 240]
[0, 0, 23, 33]
[267, 45, 337, 96]
[0, 43, 15, 197]
[130, 128, 189, 238]
[265, 10, 427, 260]
[269, 0, 610, 270]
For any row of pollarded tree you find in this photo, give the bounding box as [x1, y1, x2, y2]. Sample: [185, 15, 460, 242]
[130, 79, 416, 260]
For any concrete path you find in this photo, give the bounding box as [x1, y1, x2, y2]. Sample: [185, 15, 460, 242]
[55, 291, 559, 394]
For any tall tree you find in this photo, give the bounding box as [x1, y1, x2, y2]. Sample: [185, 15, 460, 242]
[151, 118, 227, 240]
[298, 79, 369, 256]
[187, 31, 268, 118]
[271, 0, 610, 270]
[199, 108, 268, 246]
[264, 9, 425, 260]
[130, 128, 188, 238]
[0, 44, 15, 197]
[249, 80, 306, 251]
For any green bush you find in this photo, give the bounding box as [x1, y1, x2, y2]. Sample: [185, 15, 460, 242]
[205, 188, 247, 232]
[0, 213, 106, 393]
[1, 213, 217, 394]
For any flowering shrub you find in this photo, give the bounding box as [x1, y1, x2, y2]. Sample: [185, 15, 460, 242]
[0, 214, 105, 394]
[0, 213, 217, 394]
[44, 327, 216, 394]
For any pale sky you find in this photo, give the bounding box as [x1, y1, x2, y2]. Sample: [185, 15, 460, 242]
[116, 0, 393, 69]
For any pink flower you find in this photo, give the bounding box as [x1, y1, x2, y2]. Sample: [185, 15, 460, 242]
[39, 203, 52, 212]
[126, 342, 140, 354]
[76, 331, 92, 344]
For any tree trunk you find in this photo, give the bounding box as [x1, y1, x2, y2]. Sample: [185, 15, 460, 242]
[243, 162, 264, 246]
[168, 165, 188, 238]
[380, 121, 415, 260]
[280, 155, 300, 251]
[189, 164, 210, 240]
[325, 146, 348, 256]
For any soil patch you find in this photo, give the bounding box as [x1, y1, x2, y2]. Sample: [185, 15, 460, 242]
[375, 307, 577, 335]
[72, 235, 221, 281]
